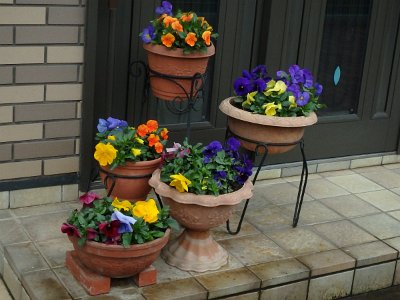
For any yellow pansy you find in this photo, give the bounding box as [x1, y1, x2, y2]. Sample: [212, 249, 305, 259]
[112, 197, 133, 211]
[94, 142, 117, 166]
[262, 102, 282, 116]
[132, 148, 141, 157]
[289, 95, 297, 109]
[264, 80, 287, 96]
[107, 135, 116, 141]
[136, 137, 144, 144]
[242, 91, 257, 106]
[169, 173, 191, 193]
[132, 199, 159, 223]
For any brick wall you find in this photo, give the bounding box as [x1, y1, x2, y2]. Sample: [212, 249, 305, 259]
[0, 1, 85, 186]
[0, 0, 85, 180]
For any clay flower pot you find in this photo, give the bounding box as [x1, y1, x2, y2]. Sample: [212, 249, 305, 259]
[143, 44, 215, 101]
[149, 169, 253, 272]
[219, 97, 318, 154]
[99, 157, 162, 202]
[67, 228, 170, 278]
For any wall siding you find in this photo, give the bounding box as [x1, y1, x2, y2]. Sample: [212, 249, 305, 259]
[0, 1, 85, 187]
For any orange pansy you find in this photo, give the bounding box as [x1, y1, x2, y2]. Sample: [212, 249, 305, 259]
[161, 33, 175, 48]
[154, 142, 163, 154]
[185, 32, 197, 47]
[158, 13, 167, 21]
[180, 13, 193, 22]
[137, 124, 149, 137]
[147, 134, 160, 147]
[163, 16, 178, 27]
[202, 31, 211, 46]
[160, 128, 169, 140]
[146, 120, 158, 132]
[171, 21, 183, 32]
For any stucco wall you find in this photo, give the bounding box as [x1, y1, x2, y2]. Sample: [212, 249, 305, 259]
[0, 0, 85, 196]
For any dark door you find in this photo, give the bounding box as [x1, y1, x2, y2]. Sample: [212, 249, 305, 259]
[80, 0, 400, 190]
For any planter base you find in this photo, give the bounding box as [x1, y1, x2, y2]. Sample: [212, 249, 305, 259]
[66, 250, 157, 296]
[162, 229, 228, 272]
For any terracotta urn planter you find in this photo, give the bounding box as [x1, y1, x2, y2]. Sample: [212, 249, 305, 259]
[149, 169, 253, 272]
[67, 228, 170, 278]
[99, 157, 162, 202]
[219, 97, 318, 154]
[143, 44, 215, 101]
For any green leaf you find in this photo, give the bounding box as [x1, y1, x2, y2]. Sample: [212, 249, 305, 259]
[77, 237, 87, 247]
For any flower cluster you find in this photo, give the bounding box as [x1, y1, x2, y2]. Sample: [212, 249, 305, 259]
[233, 64, 324, 117]
[61, 192, 178, 247]
[160, 138, 253, 196]
[94, 118, 169, 169]
[140, 1, 218, 53]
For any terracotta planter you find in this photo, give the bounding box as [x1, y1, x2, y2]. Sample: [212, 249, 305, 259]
[68, 228, 170, 278]
[219, 97, 318, 154]
[99, 157, 162, 202]
[143, 43, 215, 101]
[149, 169, 253, 272]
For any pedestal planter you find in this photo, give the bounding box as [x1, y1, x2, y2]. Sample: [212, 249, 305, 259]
[143, 44, 215, 101]
[219, 97, 318, 154]
[99, 157, 162, 202]
[149, 169, 253, 272]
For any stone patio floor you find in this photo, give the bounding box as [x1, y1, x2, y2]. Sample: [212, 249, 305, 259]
[1, 163, 400, 299]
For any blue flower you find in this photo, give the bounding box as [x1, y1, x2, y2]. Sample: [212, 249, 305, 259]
[289, 65, 305, 84]
[242, 70, 253, 80]
[106, 117, 128, 130]
[155, 1, 172, 15]
[276, 70, 287, 79]
[111, 210, 136, 233]
[234, 77, 252, 96]
[303, 68, 314, 89]
[97, 118, 108, 133]
[141, 24, 156, 44]
[214, 170, 227, 180]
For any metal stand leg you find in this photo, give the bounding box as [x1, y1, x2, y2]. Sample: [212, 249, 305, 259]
[292, 140, 308, 227]
[225, 127, 309, 234]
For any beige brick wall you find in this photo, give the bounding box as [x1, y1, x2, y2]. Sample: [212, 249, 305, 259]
[0, 1, 84, 185]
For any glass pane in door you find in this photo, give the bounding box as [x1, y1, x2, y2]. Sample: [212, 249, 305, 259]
[148, 0, 219, 126]
[317, 0, 372, 115]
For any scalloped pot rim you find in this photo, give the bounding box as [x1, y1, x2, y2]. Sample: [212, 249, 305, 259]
[219, 97, 318, 128]
[143, 43, 215, 59]
[149, 169, 253, 207]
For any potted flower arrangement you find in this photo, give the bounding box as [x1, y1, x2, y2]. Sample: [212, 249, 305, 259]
[219, 64, 324, 154]
[94, 117, 169, 201]
[149, 138, 253, 272]
[61, 193, 178, 294]
[140, 1, 218, 100]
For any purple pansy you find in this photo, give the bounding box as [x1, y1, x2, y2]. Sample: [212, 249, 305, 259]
[111, 210, 136, 233]
[254, 78, 267, 92]
[214, 170, 227, 182]
[315, 82, 323, 96]
[242, 70, 253, 80]
[79, 191, 101, 205]
[61, 223, 81, 237]
[303, 68, 314, 89]
[251, 65, 268, 80]
[155, 1, 173, 15]
[225, 137, 240, 152]
[203, 141, 223, 159]
[234, 77, 253, 96]
[289, 65, 305, 84]
[141, 24, 156, 44]
[296, 92, 310, 106]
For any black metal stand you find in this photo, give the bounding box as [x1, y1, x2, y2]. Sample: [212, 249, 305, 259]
[225, 127, 309, 235]
[129, 61, 207, 141]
